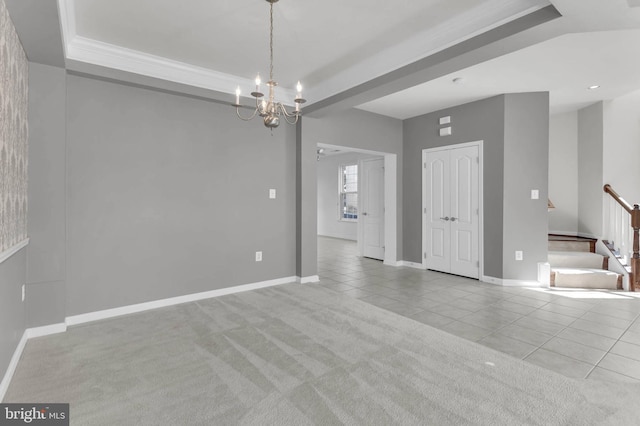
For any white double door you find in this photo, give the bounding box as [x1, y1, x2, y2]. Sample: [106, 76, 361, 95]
[423, 144, 480, 279]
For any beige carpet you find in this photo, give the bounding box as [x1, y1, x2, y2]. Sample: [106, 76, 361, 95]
[5, 283, 639, 425]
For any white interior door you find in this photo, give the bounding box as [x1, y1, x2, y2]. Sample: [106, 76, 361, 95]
[361, 158, 385, 260]
[425, 150, 451, 272]
[424, 145, 479, 279]
[450, 146, 479, 278]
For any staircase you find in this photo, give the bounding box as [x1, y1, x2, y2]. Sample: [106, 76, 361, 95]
[548, 235, 622, 290]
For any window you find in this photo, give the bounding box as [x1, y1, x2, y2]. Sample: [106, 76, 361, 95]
[339, 164, 358, 221]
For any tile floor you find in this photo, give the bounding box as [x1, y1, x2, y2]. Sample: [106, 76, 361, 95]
[316, 236, 640, 383]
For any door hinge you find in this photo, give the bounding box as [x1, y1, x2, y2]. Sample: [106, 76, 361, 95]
[424, 163, 426, 169]
[424, 252, 427, 259]
[476, 261, 480, 267]
[424, 207, 427, 214]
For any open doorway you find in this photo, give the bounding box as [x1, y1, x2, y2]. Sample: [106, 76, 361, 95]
[316, 143, 397, 264]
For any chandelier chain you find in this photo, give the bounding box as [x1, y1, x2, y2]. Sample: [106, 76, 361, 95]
[269, 1, 274, 82]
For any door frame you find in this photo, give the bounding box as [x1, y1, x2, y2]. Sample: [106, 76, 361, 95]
[316, 143, 397, 265]
[422, 141, 484, 278]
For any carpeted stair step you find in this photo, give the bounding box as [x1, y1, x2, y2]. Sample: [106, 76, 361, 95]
[548, 251, 607, 269]
[551, 267, 622, 290]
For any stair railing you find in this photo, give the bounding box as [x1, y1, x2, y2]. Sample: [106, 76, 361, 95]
[603, 184, 639, 291]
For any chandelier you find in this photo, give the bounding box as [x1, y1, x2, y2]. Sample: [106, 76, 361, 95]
[233, 0, 305, 129]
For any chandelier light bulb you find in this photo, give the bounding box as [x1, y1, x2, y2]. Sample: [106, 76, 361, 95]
[296, 81, 302, 94]
[235, 86, 241, 105]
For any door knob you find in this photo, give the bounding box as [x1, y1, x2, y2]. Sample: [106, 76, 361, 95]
[450, 217, 457, 222]
[440, 217, 450, 221]
[362, 212, 368, 216]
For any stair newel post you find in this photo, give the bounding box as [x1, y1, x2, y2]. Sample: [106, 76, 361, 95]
[632, 204, 640, 292]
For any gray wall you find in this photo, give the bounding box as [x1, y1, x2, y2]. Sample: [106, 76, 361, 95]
[296, 120, 317, 279]
[577, 102, 604, 238]
[502, 93, 549, 280]
[62, 74, 297, 315]
[317, 152, 377, 240]
[403, 93, 549, 281]
[548, 112, 579, 234]
[0, 0, 28, 390]
[0, 249, 26, 389]
[27, 69, 404, 320]
[26, 63, 66, 327]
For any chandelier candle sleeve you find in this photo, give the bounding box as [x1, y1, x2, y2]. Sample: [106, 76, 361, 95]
[232, 0, 306, 129]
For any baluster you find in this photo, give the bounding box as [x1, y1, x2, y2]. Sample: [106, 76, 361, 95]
[632, 205, 639, 292]
[620, 208, 629, 265]
[616, 204, 622, 255]
[629, 212, 632, 262]
[604, 197, 613, 242]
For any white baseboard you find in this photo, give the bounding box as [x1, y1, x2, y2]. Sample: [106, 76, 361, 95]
[298, 275, 319, 284]
[481, 275, 547, 288]
[66, 276, 297, 326]
[0, 323, 66, 402]
[26, 323, 67, 339]
[396, 261, 425, 269]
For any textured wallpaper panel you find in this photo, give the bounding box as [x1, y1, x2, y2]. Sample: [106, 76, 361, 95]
[0, 0, 28, 253]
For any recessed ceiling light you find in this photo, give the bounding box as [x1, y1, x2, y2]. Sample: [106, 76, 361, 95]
[588, 85, 600, 90]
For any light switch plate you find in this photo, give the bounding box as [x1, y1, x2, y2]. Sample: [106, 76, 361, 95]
[439, 116, 451, 125]
[515, 251, 523, 261]
[269, 189, 276, 199]
[531, 189, 539, 200]
[255, 251, 262, 262]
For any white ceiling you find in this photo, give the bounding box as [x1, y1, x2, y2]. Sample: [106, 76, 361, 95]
[358, 29, 640, 118]
[56, 0, 640, 119]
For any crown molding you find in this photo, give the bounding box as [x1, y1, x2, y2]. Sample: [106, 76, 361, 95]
[57, 0, 548, 107]
[57, 0, 296, 102]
